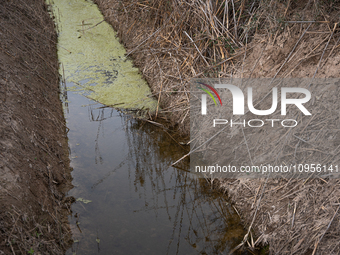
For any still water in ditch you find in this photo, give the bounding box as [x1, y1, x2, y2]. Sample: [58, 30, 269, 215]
[48, 0, 250, 254]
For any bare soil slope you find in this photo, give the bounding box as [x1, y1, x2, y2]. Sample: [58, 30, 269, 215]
[0, 0, 73, 254]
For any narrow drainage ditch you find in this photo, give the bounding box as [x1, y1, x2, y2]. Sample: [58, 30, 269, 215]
[47, 0, 250, 254]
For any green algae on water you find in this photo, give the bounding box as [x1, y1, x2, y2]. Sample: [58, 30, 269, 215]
[49, 0, 157, 112]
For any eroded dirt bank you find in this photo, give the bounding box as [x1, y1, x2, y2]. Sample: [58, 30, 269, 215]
[0, 0, 73, 254]
[94, 1, 340, 254]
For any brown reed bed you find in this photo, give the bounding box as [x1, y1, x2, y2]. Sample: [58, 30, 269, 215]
[95, 0, 339, 136]
[94, 0, 340, 254]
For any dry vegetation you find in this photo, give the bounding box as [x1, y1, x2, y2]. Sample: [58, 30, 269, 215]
[94, 0, 340, 254]
[0, 0, 73, 254]
[95, 0, 340, 136]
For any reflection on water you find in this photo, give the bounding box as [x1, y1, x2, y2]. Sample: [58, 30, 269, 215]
[48, 0, 251, 253]
[64, 92, 249, 255]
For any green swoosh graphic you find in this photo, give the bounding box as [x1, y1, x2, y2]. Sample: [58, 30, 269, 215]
[198, 87, 217, 106]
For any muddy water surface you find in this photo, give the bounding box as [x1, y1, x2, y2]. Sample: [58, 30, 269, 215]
[48, 0, 249, 254]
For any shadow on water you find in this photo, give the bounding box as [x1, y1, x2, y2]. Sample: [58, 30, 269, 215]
[64, 91, 250, 255]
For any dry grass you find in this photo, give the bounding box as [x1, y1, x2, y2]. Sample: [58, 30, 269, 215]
[95, 0, 340, 136]
[95, 0, 268, 135]
[94, 0, 340, 254]
[0, 0, 73, 254]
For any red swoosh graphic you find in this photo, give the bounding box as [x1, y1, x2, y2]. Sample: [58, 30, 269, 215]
[197, 82, 222, 106]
